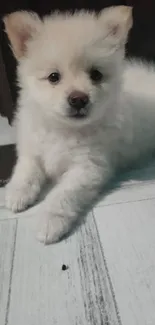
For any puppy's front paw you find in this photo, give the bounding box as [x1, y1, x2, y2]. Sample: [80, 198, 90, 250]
[37, 213, 70, 244]
[5, 182, 38, 212]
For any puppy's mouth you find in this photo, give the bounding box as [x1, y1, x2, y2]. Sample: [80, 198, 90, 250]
[68, 108, 89, 120]
[70, 112, 87, 119]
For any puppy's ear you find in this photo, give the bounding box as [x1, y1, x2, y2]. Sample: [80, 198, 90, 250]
[3, 11, 42, 60]
[98, 6, 133, 47]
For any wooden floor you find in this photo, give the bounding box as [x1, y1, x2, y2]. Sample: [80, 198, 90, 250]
[1, 117, 155, 325]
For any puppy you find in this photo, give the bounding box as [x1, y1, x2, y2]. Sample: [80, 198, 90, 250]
[4, 6, 155, 243]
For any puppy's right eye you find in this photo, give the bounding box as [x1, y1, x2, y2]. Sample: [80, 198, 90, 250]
[48, 72, 61, 84]
[89, 68, 103, 83]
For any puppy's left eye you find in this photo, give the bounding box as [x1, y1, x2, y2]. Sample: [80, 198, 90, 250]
[48, 72, 61, 84]
[89, 68, 103, 83]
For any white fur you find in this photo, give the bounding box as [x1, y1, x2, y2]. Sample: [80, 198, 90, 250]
[5, 8, 155, 243]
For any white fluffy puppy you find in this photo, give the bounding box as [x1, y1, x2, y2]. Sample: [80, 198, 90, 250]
[4, 6, 155, 243]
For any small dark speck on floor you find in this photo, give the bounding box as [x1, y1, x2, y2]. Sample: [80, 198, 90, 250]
[62, 264, 69, 271]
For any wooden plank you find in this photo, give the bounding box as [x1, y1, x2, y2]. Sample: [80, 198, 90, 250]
[7, 213, 120, 325]
[0, 219, 17, 325]
[94, 200, 155, 325]
[97, 162, 155, 208]
[97, 182, 155, 207]
[0, 188, 5, 207]
[97, 161, 155, 206]
[0, 188, 18, 220]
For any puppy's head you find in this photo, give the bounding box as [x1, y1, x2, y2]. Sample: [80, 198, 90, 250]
[4, 7, 132, 126]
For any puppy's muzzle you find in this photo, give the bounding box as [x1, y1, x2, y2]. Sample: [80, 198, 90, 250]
[68, 91, 89, 118]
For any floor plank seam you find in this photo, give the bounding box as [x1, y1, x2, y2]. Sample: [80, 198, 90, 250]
[5, 220, 18, 325]
[0, 216, 24, 222]
[97, 196, 155, 208]
[117, 180, 155, 188]
[92, 209, 123, 325]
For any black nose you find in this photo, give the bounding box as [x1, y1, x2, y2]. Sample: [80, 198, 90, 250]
[68, 91, 89, 111]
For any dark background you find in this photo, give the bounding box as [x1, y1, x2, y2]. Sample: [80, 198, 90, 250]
[0, 0, 155, 183]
